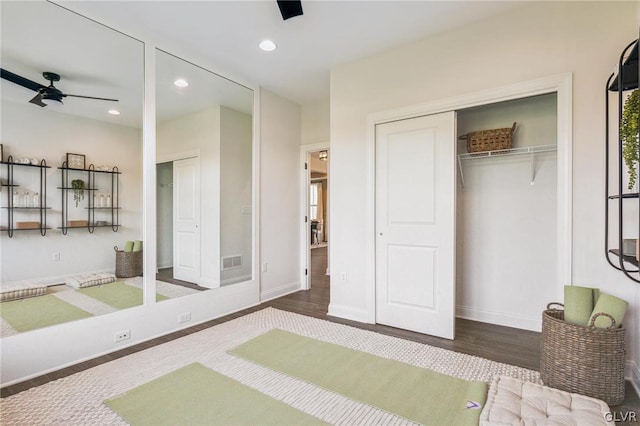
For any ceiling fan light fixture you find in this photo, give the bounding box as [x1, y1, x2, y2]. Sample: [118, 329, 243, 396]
[42, 96, 63, 106]
[108, 109, 121, 115]
[174, 78, 189, 88]
[259, 40, 277, 52]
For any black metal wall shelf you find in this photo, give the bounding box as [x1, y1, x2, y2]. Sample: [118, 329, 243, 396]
[0, 155, 50, 237]
[58, 162, 121, 235]
[605, 39, 639, 283]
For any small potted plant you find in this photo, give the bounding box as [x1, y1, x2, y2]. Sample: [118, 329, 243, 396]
[622, 89, 639, 190]
[71, 179, 85, 207]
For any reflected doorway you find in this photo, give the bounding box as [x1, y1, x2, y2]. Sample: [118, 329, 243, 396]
[308, 150, 329, 291]
[156, 160, 206, 291]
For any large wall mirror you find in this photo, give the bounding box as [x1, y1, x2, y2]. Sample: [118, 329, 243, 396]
[155, 49, 253, 294]
[0, 1, 145, 337]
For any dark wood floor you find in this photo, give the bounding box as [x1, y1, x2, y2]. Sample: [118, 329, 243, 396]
[156, 267, 209, 291]
[3, 247, 639, 422]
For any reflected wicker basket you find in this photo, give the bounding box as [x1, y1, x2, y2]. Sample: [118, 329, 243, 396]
[540, 303, 625, 405]
[114, 246, 143, 278]
[459, 122, 517, 153]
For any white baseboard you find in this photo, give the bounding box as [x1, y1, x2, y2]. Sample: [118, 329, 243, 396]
[627, 360, 640, 399]
[199, 277, 221, 289]
[260, 281, 301, 302]
[157, 263, 173, 270]
[327, 303, 370, 323]
[456, 305, 541, 332]
[221, 274, 252, 287]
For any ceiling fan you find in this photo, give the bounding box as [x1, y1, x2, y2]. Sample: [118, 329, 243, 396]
[277, 0, 303, 20]
[0, 68, 118, 107]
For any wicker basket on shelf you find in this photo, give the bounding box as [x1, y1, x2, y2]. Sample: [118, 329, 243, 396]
[114, 246, 143, 278]
[540, 303, 625, 405]
[459, 122, 516, 153]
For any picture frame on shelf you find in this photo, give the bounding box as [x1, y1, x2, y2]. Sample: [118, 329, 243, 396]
[66, 153, 85, 169]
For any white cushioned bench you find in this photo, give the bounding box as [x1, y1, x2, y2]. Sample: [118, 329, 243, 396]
[65, 272, 116, 289]
[480, 376, 614, 426]
[0, 282, 47, 302]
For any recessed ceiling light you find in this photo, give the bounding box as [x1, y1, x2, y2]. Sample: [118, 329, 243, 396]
[174, 78, 189, 88]
[259, 40, 277, 52]
[108, 109, 120, 115]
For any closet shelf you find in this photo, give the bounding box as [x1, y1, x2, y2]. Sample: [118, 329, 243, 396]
[457, 144, 557, 161]
[457, 144, 557, 187]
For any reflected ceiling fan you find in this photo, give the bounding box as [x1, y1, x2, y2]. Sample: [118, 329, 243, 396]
[277, 0, 303, 20]
[0, 68, 118, 107]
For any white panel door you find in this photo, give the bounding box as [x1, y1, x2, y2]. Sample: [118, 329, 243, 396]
[375, 111, 456, 339]
[173, 157, 201, 283]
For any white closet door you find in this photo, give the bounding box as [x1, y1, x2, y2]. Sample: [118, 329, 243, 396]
[375, 111, 456, 339]
[173, 157, 201, 283]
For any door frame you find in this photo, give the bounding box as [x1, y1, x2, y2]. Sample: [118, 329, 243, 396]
[299, 142, 330, 290]
[365, 73, 573, 324]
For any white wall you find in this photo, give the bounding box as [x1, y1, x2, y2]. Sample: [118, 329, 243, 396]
[0, 101, 142, 284]
[156, 106, 253, 286]
[220, 106, 253, 284]
[329, 1, 640, 389]
[260, 88, 302, 300]
[301, 100, 329, 145]
[157, 107, 221, 287]
[456, 94, 558, 331]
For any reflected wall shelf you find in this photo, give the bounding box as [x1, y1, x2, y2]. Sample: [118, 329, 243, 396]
[604, 39, 639, 283]
[457, 144, 557, 187]
[57, 162, 121, 234]
[1, 155, 51, 237]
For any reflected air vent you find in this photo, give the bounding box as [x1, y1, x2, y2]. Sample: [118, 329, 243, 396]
[221, 255, 242, 271]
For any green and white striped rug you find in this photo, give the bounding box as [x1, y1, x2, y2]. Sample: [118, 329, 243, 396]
[230, 329, 487, 426]
[0, 308, 540, 425]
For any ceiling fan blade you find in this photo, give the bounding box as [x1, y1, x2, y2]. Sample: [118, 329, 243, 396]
[29, 92, 46, 107]
[277, 0, 303, 20]
[62, 94, 119, 102]
[1, 68, 46, 92]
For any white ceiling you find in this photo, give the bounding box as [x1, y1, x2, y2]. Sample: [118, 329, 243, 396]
[1, 1, 527, 127]
[58, 0, 526, 105]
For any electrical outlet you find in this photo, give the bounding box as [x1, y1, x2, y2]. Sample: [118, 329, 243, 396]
[179, 312, 191, 324]
[340, 272, 347, 283]
[52, 252, 60, 262]
[114, 329, 130, 343]
[262, 262, 268, 273]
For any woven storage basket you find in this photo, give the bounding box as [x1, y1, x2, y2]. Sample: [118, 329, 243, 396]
[114, 246, 143, 278]
[540, 303, 625, 405]
[459, 122, 517, 153]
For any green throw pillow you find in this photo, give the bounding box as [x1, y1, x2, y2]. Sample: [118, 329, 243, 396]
[589, 293, 628, 328]
[564, 285, 598, 326]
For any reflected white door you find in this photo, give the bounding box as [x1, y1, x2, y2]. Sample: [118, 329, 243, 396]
[173, 157, 201, 283]
[375, 111, 456, 339]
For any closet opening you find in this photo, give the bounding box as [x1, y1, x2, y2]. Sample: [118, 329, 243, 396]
[455, 93, 558, 331]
